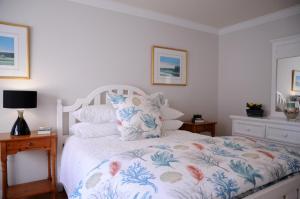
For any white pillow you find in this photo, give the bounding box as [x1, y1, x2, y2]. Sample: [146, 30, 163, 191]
[162, 120, 183, 130]
[72, 105, 116, 124]
[160, 106, 184, 120]
[108, 93, 164, 141]
[70, 122, 119, 138]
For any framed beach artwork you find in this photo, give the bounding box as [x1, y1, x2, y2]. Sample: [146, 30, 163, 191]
[0, 22, 30, 79]
[292, 70, 300, 92]
[152, 46, 187, 86]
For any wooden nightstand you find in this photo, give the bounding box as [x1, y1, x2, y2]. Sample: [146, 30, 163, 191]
[0, 131, 57, 199]
[180, 121, 217, 137]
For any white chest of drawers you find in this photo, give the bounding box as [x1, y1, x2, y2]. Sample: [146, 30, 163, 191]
[230, 115, 300, 147]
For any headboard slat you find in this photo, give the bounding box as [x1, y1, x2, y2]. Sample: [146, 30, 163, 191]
[117, 89, 122, 95]
[128, 90, 133, 96]
[94, 95, 100, 105]
[69, 115, 76, 127]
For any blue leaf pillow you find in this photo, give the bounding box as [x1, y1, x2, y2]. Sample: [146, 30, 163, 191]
[108, 93, 165, 141]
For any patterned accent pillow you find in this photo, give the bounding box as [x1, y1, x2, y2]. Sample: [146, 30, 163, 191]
[108, 93, 165, 141]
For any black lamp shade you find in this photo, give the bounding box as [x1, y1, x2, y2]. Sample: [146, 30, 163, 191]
[3, 90, 37, 109]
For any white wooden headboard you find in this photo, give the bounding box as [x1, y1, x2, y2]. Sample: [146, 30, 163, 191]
[56, 85, 146, 179]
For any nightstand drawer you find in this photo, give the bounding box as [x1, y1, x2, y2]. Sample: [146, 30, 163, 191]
[233, 121, 266, 138]
[7, 138, 51, 154]
[266, 125, 300, 145]
[195, 125, 207, 132]
[180, 121, 216, 137]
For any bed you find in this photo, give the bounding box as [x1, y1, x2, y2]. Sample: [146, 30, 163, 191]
[57, 85, 300, 199]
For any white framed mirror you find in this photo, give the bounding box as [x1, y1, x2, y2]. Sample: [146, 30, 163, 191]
[271, 34, 300, 117]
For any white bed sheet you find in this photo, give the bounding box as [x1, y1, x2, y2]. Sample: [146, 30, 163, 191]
[60, 130, 201, 196]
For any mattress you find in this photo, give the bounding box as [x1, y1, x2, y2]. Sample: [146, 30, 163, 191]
[60, 131, 300, 199]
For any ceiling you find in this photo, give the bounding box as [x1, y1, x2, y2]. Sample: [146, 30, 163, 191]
[111, 0, 300, 28]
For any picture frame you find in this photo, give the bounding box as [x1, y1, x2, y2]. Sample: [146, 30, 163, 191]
[0, 21, 30, 79]
[152, 46, 187, 86]
[292, 70, 300, 92]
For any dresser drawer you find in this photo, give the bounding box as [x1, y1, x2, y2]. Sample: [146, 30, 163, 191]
[266, 125, 300, 145]
[233, 121, 266, 138]
[7, 138, 51, 154]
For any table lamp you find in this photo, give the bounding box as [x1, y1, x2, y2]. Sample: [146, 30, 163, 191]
[3, 90, 37, 136]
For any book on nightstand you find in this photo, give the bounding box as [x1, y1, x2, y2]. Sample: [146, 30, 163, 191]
[37, 127, 52, 134]
[194, 119, 205, 123]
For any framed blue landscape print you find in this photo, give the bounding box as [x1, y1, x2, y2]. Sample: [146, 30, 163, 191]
[292, 70, 300, 91]
[152, 46, 187, 85]
[0, 22, 29, 79]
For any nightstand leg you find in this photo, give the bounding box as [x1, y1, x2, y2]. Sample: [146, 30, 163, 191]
[193, 125, 197, 133]
[211, 125, 216, 137]
[1, 143, 7, 199]
[48, 151, 51, 180]
[51, 192, 56, 199]
[51, 137, 57, 199]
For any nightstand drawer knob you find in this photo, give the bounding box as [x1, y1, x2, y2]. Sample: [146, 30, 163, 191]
[28, 142, 33, 146]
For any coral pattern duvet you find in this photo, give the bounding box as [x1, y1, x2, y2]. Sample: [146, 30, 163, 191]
[70, 136, 300, 199]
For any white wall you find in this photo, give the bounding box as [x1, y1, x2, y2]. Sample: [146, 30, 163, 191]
[0, 0, 218, 188]
[218, 14, 300, 135]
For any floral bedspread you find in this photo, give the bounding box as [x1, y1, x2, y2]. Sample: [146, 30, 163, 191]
[70, 136, 300, 199]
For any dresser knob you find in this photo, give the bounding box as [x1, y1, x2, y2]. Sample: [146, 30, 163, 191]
[284, 134, 288, 138]
[246, 128, 251, 132]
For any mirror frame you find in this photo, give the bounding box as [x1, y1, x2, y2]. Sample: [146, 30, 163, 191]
[271, 34, 300, 117]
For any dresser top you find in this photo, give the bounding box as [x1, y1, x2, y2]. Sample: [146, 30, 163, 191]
[230, 115, 300, 127]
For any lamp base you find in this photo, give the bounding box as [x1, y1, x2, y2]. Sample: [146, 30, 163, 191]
[11, 110, 31, 136]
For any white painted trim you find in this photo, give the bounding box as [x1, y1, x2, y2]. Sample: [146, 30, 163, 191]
[270, 34, 300, 118]
[219, 4, 300, 35]
[68, 0, 218, 34]
[271, 34, 300, 45]
[67, 0, 300, 35]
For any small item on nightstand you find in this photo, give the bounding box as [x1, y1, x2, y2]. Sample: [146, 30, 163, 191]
[192, 114, 204, 123]
[38, 127, 52, 134]
[246, 103, 264, 117]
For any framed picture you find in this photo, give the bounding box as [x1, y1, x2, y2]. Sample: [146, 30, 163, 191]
[292, 70, 300, 91]
[0, 21, 30, 79]
[152, 46, 187, 86]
